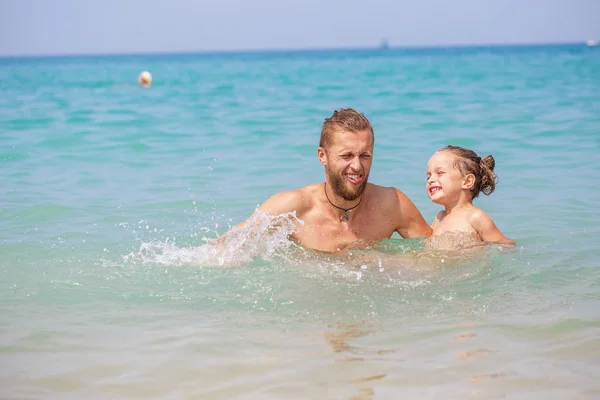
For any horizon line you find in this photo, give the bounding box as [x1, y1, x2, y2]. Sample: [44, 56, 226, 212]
[0, 40, 594, 59]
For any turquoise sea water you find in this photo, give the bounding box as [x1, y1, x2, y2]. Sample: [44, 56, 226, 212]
[2, 44, 600, 399]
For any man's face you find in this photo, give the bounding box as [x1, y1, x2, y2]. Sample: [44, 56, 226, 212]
[319, 129, 373, 201]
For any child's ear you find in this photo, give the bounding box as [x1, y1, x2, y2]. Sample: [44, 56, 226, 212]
[462, 174, 476, 190]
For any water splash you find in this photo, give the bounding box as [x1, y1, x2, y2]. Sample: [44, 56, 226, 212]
[124, 211, 303, 267]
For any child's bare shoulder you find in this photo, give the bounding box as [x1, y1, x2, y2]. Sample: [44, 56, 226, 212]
[468, 208, 497, 229]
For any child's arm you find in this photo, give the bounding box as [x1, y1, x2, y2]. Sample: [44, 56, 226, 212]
[470, 210, 515, 246]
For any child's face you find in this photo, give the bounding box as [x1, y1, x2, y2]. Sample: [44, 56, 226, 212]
[426, 151, 465, 205]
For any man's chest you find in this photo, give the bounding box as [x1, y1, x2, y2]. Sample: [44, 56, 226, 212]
[292, 215, 395, 252]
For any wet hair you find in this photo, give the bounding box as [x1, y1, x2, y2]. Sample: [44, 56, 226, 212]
[439, 145, 497, 199]
[319, 108, 374, 149]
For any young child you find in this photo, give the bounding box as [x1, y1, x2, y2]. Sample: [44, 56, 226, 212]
[426, 145, 515, 246]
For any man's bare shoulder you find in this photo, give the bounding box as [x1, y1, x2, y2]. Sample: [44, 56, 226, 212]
[365, 183, 431, 238]
[258, 183, 321, 215]
[366, 184, 412, 209]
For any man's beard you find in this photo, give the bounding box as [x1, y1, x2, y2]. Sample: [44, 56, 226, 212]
[327, 167, 368, 201]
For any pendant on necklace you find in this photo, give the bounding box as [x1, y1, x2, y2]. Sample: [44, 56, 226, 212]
[341, 212, 349, 222]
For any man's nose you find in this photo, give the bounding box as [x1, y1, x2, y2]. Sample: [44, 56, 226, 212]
[350, 156, 361, 170]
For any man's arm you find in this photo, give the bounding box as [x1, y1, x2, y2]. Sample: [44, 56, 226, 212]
[393, 188, 432, 239]
[470, 210, 515, 246]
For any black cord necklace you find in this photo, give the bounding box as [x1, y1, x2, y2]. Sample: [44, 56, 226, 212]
[323, 182, 362, 222]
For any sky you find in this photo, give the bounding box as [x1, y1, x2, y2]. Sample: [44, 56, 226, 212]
[0, 0, 599, 56]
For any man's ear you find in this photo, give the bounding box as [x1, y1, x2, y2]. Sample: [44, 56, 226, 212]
[317, 147, 327, 166]
[462, 173, 476, 190]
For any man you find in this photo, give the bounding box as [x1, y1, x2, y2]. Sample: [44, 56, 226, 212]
[231, 108, 431, 253]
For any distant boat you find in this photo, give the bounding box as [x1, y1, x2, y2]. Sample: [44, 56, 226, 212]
[587, 39, 598, 47]
[379, 39, 390, 50]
